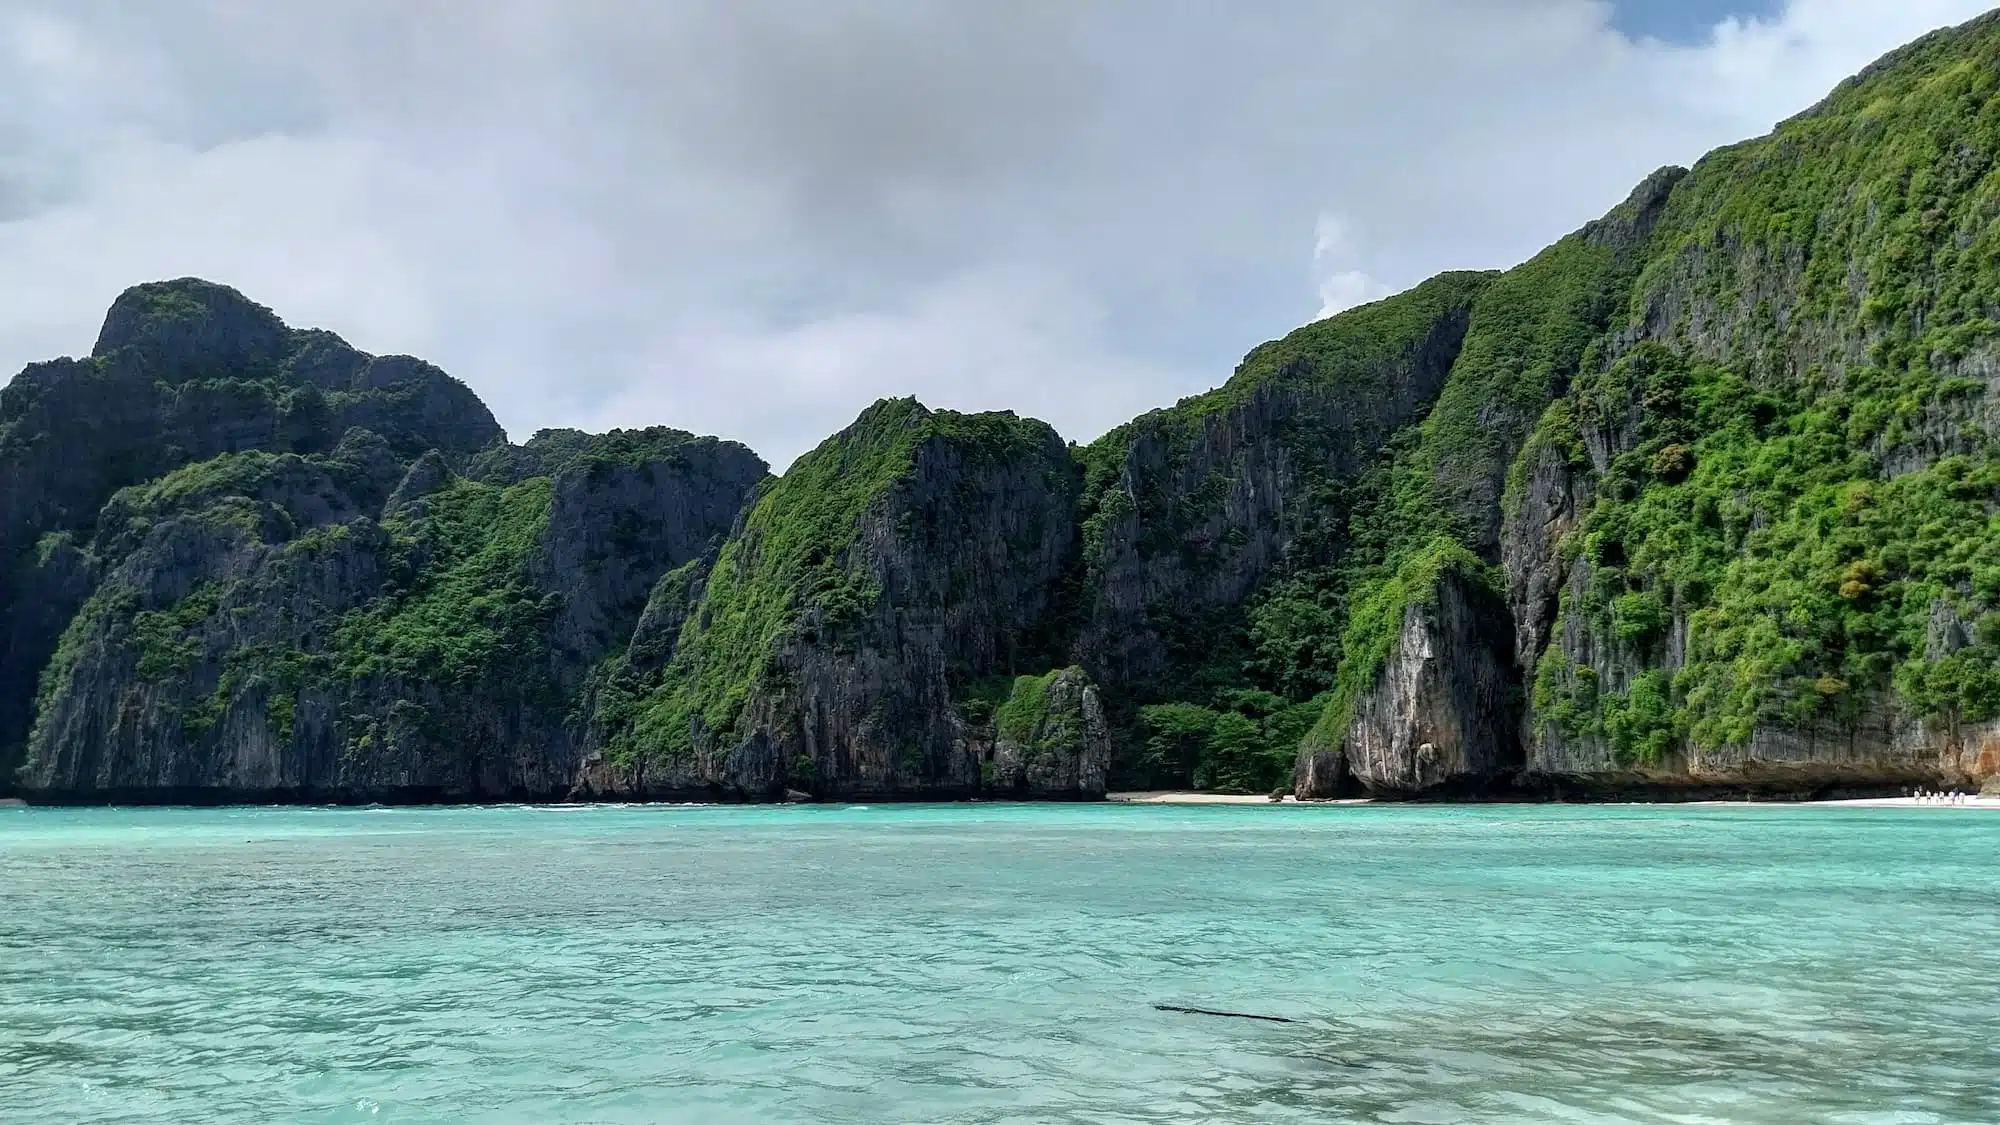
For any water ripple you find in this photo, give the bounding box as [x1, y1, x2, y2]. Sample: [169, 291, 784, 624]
[2, 803, 1996, 1123]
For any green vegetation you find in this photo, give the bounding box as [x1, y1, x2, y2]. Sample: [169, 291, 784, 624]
[992, 669, 1060, 745]
[959, 666, 1105, 774]
[617, 399, 1059, 763]
[332, 477, 557, 687]
[127, 282, 210, 325]
[31, 585, 136, 742]
[1428, 234, 1633, 540]
[466, 425, 741, 485]
[113, 450, 282, 512]
[131, 585, 221, 680]
[1300, 538, 1493, 755]
[577, 555, 716, 741]
[1137, 690, 1319, 793]
[32, 531, 75, 567]
[1537, 350, 2000, 757]
[1526, 17, 2000, 760]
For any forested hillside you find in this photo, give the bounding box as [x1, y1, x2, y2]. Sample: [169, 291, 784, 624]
[9, 12, 2000, 802]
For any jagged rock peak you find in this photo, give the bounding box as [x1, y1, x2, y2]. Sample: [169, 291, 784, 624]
[92, 278, 291, 378]
[382, 450, 455, 518]
[1578, 165, 1686, 252]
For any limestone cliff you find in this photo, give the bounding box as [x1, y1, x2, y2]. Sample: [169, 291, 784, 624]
[16, 12, 2000, 804]
[581, 398, 1093, 800]
[16, 418, 762, 801]
[0, 280, 503, 794]
[1073, 272, 1489, 695]
[1295, 547, 1518, 797]
[966, 667, 1111, 798]
[1491, 12, 2000, 796]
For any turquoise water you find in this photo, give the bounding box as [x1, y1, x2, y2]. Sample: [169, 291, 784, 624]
[3, 803, 1998, 1124]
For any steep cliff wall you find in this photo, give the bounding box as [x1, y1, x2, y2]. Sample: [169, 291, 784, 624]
[0, 280, 505, 794]
[583, 398, 1092, 800]
[16, 419, 762, 802]
[1498, 12, 2000, 796]
[15, 13, 2000, 804]
[1068, 273, 1493, 790]
[1073, 271, 1489, 692]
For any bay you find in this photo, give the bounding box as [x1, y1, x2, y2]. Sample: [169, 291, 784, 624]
[3, 802, 1996, 1124]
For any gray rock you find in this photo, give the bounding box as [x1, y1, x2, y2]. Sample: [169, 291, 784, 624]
[1297, 565, 1518, 798]
[15, 412, 763, 802]
[978, 668, 1112, 799]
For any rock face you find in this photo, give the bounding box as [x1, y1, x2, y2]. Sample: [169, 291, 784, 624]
[975, 668, 1112, 798]
[16, 14, 2000, 804]
[1483, 11, 2000, 798]
[1073, 271, 1490, 696]
[11, 291, 765, 801]
[580, 399, 1093, 800]
[1285, 13, 2000, 800]
[0, 280, 504, 794]
[1296, 561, 1518, 798]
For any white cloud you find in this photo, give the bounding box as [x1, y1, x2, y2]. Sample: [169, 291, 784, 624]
[0, 1, 1990, 469]
[1312, 214, 1392, 320]
[578, 268, 1184, 463]
[1669, 0, 1993, 117]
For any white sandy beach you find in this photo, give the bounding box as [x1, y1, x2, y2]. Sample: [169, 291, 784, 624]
[1762, 795, 2000, 810]
[1106, 791, 1371, 805]
[1108, 791, 2000, 809]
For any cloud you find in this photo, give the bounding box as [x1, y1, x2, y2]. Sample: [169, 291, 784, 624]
[1313, 214, 1392, 321]
[0, 0, 1990, 468]
[582, 267, 1181, 466]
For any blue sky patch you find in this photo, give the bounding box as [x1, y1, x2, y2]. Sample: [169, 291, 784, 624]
[1610, 0, 1784, 44]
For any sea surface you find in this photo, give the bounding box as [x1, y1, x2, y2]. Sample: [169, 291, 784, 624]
[3, 802, 1997, 1124]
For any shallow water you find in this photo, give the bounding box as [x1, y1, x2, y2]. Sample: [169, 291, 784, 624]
[3, 802, 1997, 1124]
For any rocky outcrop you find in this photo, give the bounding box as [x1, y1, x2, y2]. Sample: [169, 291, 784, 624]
[0, 280, 505, 793]
[529, 432, 767, 675]
[15, 412, 763, 803]
[583, 399, 1089, 801]
[970, 668, 1111, 798]
[1074, 272, 1489, 694]
[1523, 698, 2000, 799]
[1296, 556, 1518, 798]
[0, 280, 501, 564]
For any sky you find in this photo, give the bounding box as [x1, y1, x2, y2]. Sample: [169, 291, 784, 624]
[0, 1, 1992, 469]
[1612, 0, 1782, 42]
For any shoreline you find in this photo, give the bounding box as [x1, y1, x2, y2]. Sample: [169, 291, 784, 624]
[1107, 791, 2000, 809]
[1108, 791, 1369, 806]
[6, 791, 1995, 811]
[1697, 795, 2000, 810]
